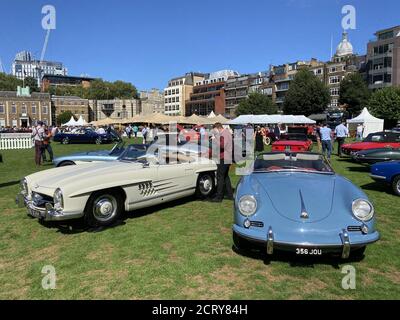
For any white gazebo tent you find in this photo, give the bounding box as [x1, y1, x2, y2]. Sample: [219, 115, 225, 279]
[61, 116, 78, 127]
[227, 114, 316, 125]
[75, 115, 88, 126]
[347, 108, 384, 138]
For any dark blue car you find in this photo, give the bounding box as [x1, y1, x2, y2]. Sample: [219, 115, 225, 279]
[53, 128, 118, 145]
[370, 161, 400, 196]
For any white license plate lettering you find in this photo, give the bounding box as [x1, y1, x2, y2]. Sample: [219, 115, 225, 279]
[296, 248, 322, 255]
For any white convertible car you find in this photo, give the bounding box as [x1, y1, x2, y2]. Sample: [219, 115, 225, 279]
[16, 148, 217, 227]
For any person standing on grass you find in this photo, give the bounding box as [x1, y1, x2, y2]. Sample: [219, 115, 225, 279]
[335, 120, 349, 157]
[31, 121, 44, 166]
[356, 123, 364, 141]
[141, 126, 148, 144]
[125, 125, 132, 139]
[132, 124, 138, 138]
[254, 126, 264, 153]
[41, 125, 54, 163]
[320, 122, 333, 160]
[208, 122, 233, 203]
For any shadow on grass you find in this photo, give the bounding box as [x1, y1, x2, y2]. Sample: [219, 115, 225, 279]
[0, 180, 19, 189]
[346, 166, 370, 173]
[361, 182, 393, 195]
[232, 246, 365, 269]
[38, 196, 197, 234]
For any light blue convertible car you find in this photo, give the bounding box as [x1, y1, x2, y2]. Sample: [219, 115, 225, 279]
[53, 141, 147, 167]
[233, 152, 380, 259]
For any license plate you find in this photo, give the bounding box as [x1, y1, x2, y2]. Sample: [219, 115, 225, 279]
[285, 146, 291, 151]
[295, 248, 322, 256]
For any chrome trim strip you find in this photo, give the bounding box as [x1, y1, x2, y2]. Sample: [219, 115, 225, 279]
[266, 226, 274, 255]
[340, 229, 350, 259]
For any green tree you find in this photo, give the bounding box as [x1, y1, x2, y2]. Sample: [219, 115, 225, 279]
[236, 92, 277, 116]
[368, 87, 400, 127]
[283, 68, 330, 116]
[24, 77, 39, 92]
[57, 111, 76, 126]
[339, 73, 370, 117]
[111, 80, 138, 99]
[85, 79, 112, 100]
[0, 72, 22, 91]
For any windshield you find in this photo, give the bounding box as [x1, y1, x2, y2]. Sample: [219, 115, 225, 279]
[254, 153, 334, 174]
[110, 141, 126, 155]
[364, 133, 385, 142]
[118, 145, 147, 161]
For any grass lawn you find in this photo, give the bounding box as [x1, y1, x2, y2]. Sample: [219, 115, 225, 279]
[0, 138, 399, 299]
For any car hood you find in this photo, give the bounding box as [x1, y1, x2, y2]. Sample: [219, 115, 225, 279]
[253, 172, 336, 223]
[272, 140, 308, 146]
[342, 142, 382, 150]
[27, 161, 144, 191]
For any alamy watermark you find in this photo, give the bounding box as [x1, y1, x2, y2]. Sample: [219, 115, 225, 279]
[41, 265, 57, 290]
[40, 5, 56, 62]
[341, 265, 356, 290]
[341, 5, 356, 30]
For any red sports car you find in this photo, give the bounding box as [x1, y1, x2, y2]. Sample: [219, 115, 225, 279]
[271, 133, 313, 152]
[341, 131, 400, 156]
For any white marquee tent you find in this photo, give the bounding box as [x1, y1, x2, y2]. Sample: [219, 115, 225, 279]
[347, 108, 384, 138]
[75, 116, 88, 126]
[61, 116, 78, 127]
[227, 114, 316, 125]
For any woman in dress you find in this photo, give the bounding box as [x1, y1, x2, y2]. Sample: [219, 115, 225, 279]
[254, 126, 264, 153]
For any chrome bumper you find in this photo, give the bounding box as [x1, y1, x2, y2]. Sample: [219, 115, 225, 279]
[16, 192, 79, 221]
[250, 226, 379, 259]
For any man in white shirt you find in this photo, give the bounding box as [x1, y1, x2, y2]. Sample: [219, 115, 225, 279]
[335, 121, 349, 157]
[31, 121, 45, 166]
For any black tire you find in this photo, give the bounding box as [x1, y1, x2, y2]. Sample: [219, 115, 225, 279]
[62, 137, 69, 145]
[84, 190, 123, 227]
[95, 137, 102, 145]
[392, 175, 400, 196]
[233, 232, 252, 252]
[350, 246, 366, 259]
[58, 161, 76, 167]
[263, 136, 271, 146]
[196, 172, 215, 199]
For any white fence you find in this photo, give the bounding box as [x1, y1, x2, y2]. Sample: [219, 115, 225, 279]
[0, 133, 34, 150]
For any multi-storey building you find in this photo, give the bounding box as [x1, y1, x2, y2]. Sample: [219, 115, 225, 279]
[367, 25, 400, 90]
[325, 32, 367, 109]
[164, 72, 205, 116]
[11, 51, 67, 86]
[224, 72, 268, 116]
[263, 59, 324, 110]
[51, 96, 90, 125]
[94, 99, 140, 121]
[0, 86, 51, 128]
[186, 70, 239, 116]
[139, 89, 164, 115]
[41, 75, 94, 92]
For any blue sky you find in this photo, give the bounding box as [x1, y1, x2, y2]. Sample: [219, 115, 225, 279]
[0, 0, 399, 90]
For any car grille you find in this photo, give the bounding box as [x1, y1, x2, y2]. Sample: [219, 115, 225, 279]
[347, 226, 362, 232]
[250, 221, 264, 228]
[31, 192, 54, 208]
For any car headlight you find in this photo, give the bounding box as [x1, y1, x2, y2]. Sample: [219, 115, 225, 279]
[20, 179, 28, 196]
[238, 195, 257, 216]
[352, 199, 374, 221]
[54, 188, 64, 210]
